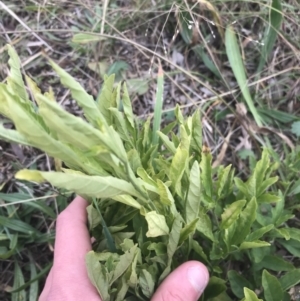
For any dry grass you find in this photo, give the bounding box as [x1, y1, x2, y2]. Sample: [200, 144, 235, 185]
[0, 0, 300, 299]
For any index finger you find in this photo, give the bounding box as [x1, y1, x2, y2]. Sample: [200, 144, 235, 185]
[52, 196, 92, 276]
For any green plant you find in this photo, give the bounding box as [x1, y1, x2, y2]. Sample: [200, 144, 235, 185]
[1, 45, 300, 301]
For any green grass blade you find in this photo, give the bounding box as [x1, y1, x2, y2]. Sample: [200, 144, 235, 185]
[12, 261, 26, 301]
[152, 64, 164, 145]
[93, 198, 116, 253]
[10, 263, 52, 293]
[29, 253, 38, 301]
[225, 26, 262, 127]
[257, 0, 283, 74]
[0, 125, 31, 146]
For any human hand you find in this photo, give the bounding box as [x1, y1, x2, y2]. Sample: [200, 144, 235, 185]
[39, 196, 209, 301]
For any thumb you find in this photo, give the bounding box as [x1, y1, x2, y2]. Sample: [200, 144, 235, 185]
[151, 261, 209, 301]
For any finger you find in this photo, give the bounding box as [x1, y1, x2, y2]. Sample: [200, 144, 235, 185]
[53, 196, 91, 270]
[151, 261, 209, 301]
[38, 268, 53, 301]
[42, 196, 101, 300]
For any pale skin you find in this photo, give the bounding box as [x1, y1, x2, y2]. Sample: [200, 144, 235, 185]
[39, 196, 209, 301]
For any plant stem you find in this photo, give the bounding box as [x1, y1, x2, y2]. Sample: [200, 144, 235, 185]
[93, 198, 116, 253]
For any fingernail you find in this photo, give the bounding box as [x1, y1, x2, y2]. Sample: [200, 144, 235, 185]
[187, 266, 209, 296]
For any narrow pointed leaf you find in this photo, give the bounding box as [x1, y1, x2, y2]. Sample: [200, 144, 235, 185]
[50, 59, 104, 126]
[186, 161, 201, 224]
[220, 200, 246, 230]
[257, 0, 282, 73]
[225, 26, 262, 126]
[15, 170, 141, 199]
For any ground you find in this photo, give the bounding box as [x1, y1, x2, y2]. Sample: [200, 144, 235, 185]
[0, 0, 299, 300]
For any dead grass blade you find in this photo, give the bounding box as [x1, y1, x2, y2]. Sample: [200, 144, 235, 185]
[0, 1, 53, 51]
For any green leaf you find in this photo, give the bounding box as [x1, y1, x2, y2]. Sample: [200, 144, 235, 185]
[234, 177, 249, 197]
[257, 177, 278, 196]
[38, 94, 104, 150]
[142, 117, 151, 149]
[156, 179, 177, 214]
[228, 270, 253, 299]
[246, 224, 274, 241]
[86, 251, 110, 301]
[254, 149, 270, 192]
[231, 197, 257, 245]
[127, 149, 142, 173]
[0, 215, 40, 234]
[192, 239, 209, 264]
[254, 255, 295, 272]
[111, 195, 141, 210]
[109, 107, 132, 144]
[157, 131, 176, 154]
[278, 239, 300, 257]
[115, 273, 130, 301]
[259, 108, 298, 124]
[257, 0, 283, 73]
[279, 269, 300, 290]
[0, 233, 18, 259]
[204, 276, 227, 300]
[16, 170, 142, 199]
[178, 10, 193, 44]
[262, 270, 283, 301]
[12, 261, 26, 301]
[170, 144, 188, 196]
[121, 82, 135, 129]
[186, 161, 201, 224]
[29, 254, 38, 301]
[200, 148, 213, 198]
[257, 193, 281, 204]
[193, 45, 222, 78]
[179, 218, 199, 244]
[243, 288, 263, 301]
[49, 59, 104, 127]
[239, 241, 271, 250]
[7, 45, 29, 102]
[191, 109, 202, 151]
[220, 200, 246, 230]
[72, 33, 106, 44]
[271, 191, 284, 223]
[145, 211, 169, 237]
[139, 269, 155, 298]
[225, 26, 262, 126]
[137, 168, 157, 188]
[217, 165, 232, 198]
[0, 124, 31, 146]
[285, 228, 300, 242]
[251, 246, 271, 264]
[196, 211, 214, 241]
[96, 74, 115, 124]
[0, 192, 56, 218]
[159, 215, 182, 282]
[0, 85, 83, 170]
[110, 245, 137, 285]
